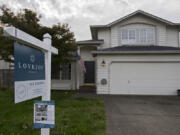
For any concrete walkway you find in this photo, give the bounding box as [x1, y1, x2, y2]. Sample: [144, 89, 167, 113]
[104, 95, 180, 135]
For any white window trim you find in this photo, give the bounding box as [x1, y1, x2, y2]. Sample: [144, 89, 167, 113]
[139, 28, 155, 45]
[128, 29, 136, 44]
[121, 29, 136, 44]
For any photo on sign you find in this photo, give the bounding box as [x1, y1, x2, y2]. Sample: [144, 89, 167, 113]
[35, 103, 48, 121]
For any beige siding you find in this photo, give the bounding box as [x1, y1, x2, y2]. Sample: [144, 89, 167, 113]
[80, 46, 96, 61]
[157, 24, 166, 46]
[111, 26, 119, 47]
[96, 57, 110, 94]
[166, 26, 179, 47]
[98, 29, 111, 48]
[96, 55, 180, 94]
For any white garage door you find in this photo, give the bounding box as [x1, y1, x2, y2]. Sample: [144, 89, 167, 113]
[110, 62, 180, 95]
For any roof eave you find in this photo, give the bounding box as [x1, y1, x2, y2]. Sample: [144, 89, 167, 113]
[92, 50, 180, 55]
[77, 40, 104, 45]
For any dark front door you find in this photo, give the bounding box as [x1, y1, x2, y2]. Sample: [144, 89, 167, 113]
[84, 61, 95, 83]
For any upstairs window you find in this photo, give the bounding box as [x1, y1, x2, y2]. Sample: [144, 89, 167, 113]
[128, 29, 136, 43]
[121, 29, 128, 43]
[121, 29, 136, 44]
[121, 28, 155, 45]
[139, 28, 155, 44]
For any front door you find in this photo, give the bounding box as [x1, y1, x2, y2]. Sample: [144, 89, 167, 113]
[84, 61, 95, 83]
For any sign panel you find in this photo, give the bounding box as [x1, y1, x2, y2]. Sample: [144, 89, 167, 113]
[14, 42, 45, 103]
[34, 100, 55, 128]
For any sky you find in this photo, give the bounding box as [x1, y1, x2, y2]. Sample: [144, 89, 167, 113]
[0, 0, 180, 41]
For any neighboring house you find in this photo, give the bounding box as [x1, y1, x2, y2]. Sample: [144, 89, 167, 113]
[75, 10, 180, 95]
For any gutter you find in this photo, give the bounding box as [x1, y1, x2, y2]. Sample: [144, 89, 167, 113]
[92, 50, 180, 55]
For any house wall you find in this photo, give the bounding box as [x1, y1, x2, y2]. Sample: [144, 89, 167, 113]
[96, 54, 180, 94]
[80, 46, 97, 61]
[166, 26, 179, 47]
[97, 14, 179, 48]
[98, 28, 111, 49]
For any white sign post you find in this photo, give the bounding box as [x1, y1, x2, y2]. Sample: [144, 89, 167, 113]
[41, 33, 52, 135]
[3, 27, 58, 135]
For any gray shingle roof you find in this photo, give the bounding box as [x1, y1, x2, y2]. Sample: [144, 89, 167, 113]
[92, 45, 180, 55]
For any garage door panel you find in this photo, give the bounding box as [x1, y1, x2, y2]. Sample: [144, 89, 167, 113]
[129, 88, 177, 95]
[129, 79, 179, 87]
[110, 79, 128, 94]
[110, 62, 180, 95]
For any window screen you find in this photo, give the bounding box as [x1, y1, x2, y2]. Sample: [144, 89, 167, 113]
[147, 29, 154, 43]
[121, 29, 128, 41]
[51, 63, 60, 79]
[60, 63, 71, 80]
[129, 29, 136, 42]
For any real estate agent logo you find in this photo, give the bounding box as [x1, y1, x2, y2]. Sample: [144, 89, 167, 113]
[30, 54, 35, 63]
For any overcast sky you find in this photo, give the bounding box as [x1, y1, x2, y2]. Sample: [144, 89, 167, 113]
[0, 0, 180, 41]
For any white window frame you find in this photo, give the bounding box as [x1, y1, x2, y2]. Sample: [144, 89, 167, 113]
[121, 28, 155, 45]
[146, 28, 155, 44]
[128, 29, 136, 44]
[121, 29, 136, 44]
[139, 28, 155, 45]
[121, 29, 128, 44]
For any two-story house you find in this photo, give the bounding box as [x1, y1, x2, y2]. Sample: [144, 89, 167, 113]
[75, 10, 180, 95]
[1, 10, 180, 95]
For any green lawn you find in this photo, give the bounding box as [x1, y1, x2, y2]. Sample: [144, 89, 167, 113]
[0, 89, 106, 135]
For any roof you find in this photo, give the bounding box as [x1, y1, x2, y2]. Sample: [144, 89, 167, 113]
[90, 10, 180, 39]
[92, 45, 180, 55]
[77, 40, 104, 45]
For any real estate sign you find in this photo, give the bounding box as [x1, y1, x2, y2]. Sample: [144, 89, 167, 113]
[14, 42, 45, 103]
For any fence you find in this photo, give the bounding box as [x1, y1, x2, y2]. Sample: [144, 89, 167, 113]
[0, 69, 14, 88]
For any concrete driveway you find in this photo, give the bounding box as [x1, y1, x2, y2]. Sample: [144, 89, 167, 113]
[104, 96, 180, 135]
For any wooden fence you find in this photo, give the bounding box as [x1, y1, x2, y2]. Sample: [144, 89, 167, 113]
[0, 69, 14, 88]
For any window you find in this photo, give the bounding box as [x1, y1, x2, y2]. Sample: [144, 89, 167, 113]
[147, 29, 154, 43]
[60, 63, 71, 80]
[139, 29, 146, 43]
[121, 29, 128, 43]
[139, 28, 155, 44]
[121, 28, 155, 45]
[51, 63, 71, 80]
[128, 29, 136, 43]
[51, 63, 60, 79]
[121, 29, 136, 44]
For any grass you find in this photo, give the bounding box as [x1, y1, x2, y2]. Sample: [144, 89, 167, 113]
[0, 89, 106, 135]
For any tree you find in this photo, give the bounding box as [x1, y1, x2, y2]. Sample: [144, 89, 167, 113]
[0, 5, 77, 63]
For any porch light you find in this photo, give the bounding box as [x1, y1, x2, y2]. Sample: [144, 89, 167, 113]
[101, 60, 106, 67]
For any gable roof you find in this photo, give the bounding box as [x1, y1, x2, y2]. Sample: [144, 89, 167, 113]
[90, 10, 180, 39]
[92, 45, 180, 55]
